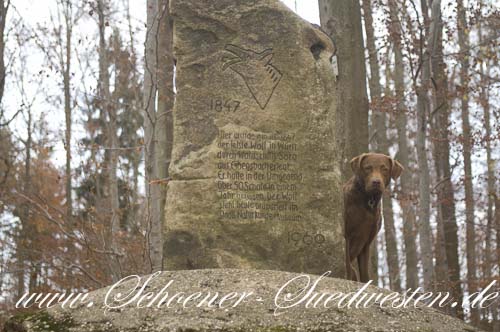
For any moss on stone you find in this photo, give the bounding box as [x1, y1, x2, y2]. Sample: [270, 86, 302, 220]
[260, 326, 296, 332]
[6, 311, 76, 332]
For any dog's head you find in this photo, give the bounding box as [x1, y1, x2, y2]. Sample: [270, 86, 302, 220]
[350, 153, 403, 194]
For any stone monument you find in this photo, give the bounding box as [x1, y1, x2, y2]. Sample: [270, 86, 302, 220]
[164, 0, 345, 276]
[0, 3, 486, 332]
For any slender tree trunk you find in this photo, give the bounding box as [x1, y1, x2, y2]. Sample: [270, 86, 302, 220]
[415, 72, 433, 291]
[484, 143, 497, 328]
[362, 0, 383, 286]
[426, 59, 449, 310]
[55, 0, 76, 289]
[156, 0, 174, 271]
[479, 14, 497, 328]
[479, 12, 499, 328]
[124, 0, 141, 232]
[363, 0, 399, 290]
[16, 101, 32, 298]
[0, 0, 9, 105]
[480, 91, 494, 331]
[361, 0, 380, 139]
[425, 3, 450, 303]
[144, 0, 158, 198]
[410, 0, 434, 291]
[456, 0, 478, 324]
[25, 109, 37, 293]
[63, 3, 72, 224]
[429, 0, 463, 318]
[144, 0, 162, 272]
[496, 195, 500, 331]
[15, 245, 25, 299]
[388, 0, 423, 292]
[98, 0, 121, 282]
[434, 205, 452, 315]
[382, 187, 400, 290]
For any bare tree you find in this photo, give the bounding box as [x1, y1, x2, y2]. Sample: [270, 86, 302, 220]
[123, 0, 142, 231]
[480, 32, 494, 285]
[496, 194, 500, 331]
[478, 6, 498, 328]
[156, 0, 174, 271]
[144, 0, 159, 271]
[363, 0, 401, 291]
[144, 0, 173, 272]
[456, 0, 478, 323]
[58, 0, 74, 225]
[388, 0, 420, 291]
[429, 0, 463, 317]
[412, 0, 434, 291]
[0, 0, 9, 108]
[96, 0, 121, 282]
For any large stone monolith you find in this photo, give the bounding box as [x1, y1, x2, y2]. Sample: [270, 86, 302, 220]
[164, 0, 345, 276]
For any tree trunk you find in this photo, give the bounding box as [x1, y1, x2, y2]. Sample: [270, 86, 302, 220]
[144, 0, 163, 272]
[63, 2, 72, 225]
[13, 2, 25, 295]
[496, 195, 500, 331]
[478, 10, 498, 327]
[434, 204, 455, 316]
[388, 0, 422, 292]
[413, 0, 435, 291]
[319, 0, 371, 280]
[56, 0, 76, 289]
[125, 0, 140, 232]
[0, 0, 9, 105]
[16, 96, 32, 299]
[415, 71, 433, 291]
[155, 0, 174, 271]
[98, 0, 121, 282]
[318, 0, 369, 168]
[429, 0, 463, 318]
[25, 109, 36, 293]
[456, 0, 478, 324]
[361, 0, 381, 152]
[363, 0, 399, 290]
[479, 14, 497, 328]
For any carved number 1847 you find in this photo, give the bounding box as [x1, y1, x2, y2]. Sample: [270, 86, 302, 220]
[210, 99, 240, 113]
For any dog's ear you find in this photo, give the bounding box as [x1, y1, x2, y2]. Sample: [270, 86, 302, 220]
[390, 158, 404, 180]
[350, 153, 368, 176]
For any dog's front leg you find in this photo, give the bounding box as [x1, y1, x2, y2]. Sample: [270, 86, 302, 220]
[346, 237, 361, 281]
[345, 238, 352, 280]
[357, 244, 371, 283]
[345, 238, 356, 280]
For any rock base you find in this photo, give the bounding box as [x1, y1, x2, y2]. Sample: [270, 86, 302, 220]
[3, 269, 482, 332]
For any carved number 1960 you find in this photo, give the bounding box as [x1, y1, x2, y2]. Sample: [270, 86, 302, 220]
[210, 98, 240, 113]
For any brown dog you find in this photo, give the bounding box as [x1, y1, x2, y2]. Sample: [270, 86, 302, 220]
[343, 153, 403, 282]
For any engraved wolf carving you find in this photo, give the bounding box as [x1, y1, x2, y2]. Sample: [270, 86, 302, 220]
[222, 44, 282, 110]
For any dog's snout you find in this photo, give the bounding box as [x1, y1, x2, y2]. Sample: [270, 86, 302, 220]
[372, 179, 381, 187]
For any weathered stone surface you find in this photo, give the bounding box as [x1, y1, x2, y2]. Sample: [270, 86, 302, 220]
[4, 269, 482, 332]
[164, 0, 344, 275]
